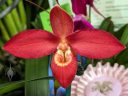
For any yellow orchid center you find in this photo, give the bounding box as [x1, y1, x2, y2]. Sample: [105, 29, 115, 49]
[54, 41, 73, 67]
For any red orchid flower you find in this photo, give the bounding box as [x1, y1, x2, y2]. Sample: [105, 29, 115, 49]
[3, 6, 125, 88]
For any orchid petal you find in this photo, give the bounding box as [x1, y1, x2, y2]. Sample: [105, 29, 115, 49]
[51, 50, 77, 88]
[67, 29, 125, 59]
[71, 0, 87, 15]
[4, 30, 59, 58]
[50, 5, 73, 38]
[73, 15, 94, 31]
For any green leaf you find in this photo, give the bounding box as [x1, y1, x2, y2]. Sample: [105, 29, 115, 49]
[61, 3, 72, 15]
[120, 24, 128, 45]
[3, 90, 24, 96]
[0, 80, 24, 95]
[1, 4, 18, 36]
[0, 40, 4, 50]
[7, 0, 22, 31]
[115, 47, 128, 64]
[114, 24, 128, 39]
[0, 20, 10, 41]
[31, 15, 43, 29]
[66, 86, 71, 96]
[18, 0, 27, 30]
[0, 76, 53, 95]
[99, 17, 114, 34]
[54, 80, 60, 89]
[39, 9, 51, 32]
[25, 57, 49, 96]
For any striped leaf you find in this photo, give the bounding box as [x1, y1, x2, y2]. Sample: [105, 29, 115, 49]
[25, 56, 49, 96]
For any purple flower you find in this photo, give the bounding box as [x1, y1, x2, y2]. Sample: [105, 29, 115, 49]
[73, 15, 93, 31]
[71, 0, 87, 15]
[86, 0, 93, 6]
[71, 0, 93, 16]
[71, 0, 105, 18]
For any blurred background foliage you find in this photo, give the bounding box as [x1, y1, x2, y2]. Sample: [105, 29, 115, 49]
[0, 0, 128, 96]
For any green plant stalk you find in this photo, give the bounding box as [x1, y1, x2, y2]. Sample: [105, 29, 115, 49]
[7, 0, 22, 31]
[3, 14, 18, 36]
[18, 0, 27, 30]
[88, 6, 91, 22]
[0, 20, 10, 41]
[0, 40, 4, 49]
[1, 5, 18, 36]
[25, 57, 49, 96]
[66, 86, 71, 96]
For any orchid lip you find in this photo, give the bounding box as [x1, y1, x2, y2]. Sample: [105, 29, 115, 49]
[54, 45, 73, 67]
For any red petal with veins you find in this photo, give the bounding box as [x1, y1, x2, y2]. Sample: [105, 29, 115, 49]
[4, 30, 59, 58]
[51, 50, 77, 88]
[67, 29, 125, 59]
[50, 5, 74, 38]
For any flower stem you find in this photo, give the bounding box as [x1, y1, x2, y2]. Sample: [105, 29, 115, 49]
[91, 59, 94, 64]
[7, 0, 22, 31]
[18, 0, 27, 30]
[1, 4, 18, 36]
[88, 6, 91, 22]
[0, 20, 10, 41]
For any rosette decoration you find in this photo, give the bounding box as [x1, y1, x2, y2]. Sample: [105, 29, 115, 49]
[71, 62, 128, 96]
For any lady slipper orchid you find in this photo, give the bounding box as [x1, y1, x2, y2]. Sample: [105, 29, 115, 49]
[3, 5, 125, 88]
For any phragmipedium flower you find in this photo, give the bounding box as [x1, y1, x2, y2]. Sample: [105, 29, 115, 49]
[3, 5, 125, 88]
[71, 0, 105, 18]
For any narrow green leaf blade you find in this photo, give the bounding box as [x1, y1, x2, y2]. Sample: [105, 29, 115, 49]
[114, 24, 128, 39]
[7, 0, 22, 31]
[0, 20, 10, 41]
[18, 0, 27, 30]
[120, 24, 128, 45]
[66, 86, 71, 96]
[25, 57, 49, 96]
[1, 4, 18, 36]
[99, 17, 114, 34]
[0, 80, 24, 95]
